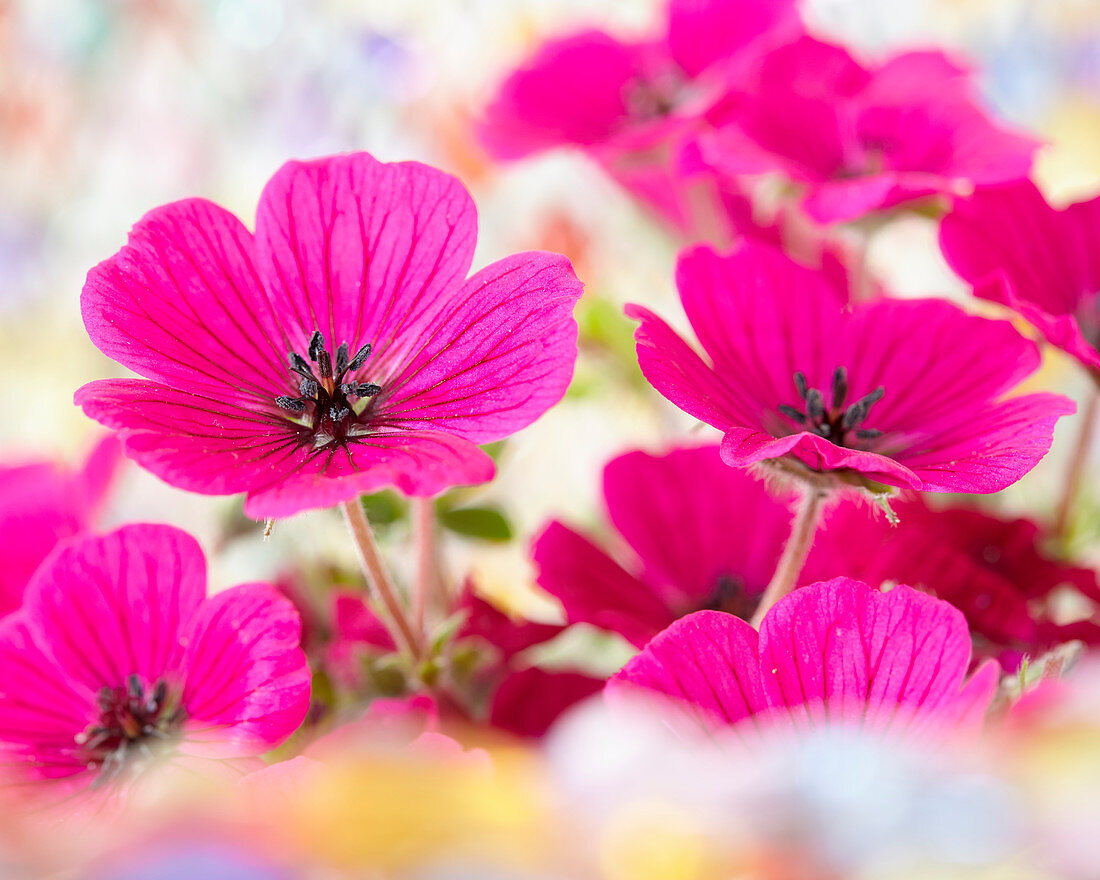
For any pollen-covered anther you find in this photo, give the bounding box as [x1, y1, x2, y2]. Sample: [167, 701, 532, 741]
[779, 366, 885, 447]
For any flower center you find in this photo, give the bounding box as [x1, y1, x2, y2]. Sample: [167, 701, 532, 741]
[705, 574, 758, 620]
[778, 366, 884, 447]
[276, 330, 380, 447]
[75, 674, 184, 785]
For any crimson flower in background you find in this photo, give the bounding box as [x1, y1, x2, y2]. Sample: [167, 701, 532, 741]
[939, 180, 1100, 374]
[0, 436, 120, 618]
[479, 0, 800, 160]
[329, 583, 602, 739]
[609, 578, 999, 737]
[533, 445, 793, 648]
[0, 525, 310, 797]
[689, 36, 1038, 223]
[76, 152, 582, 519]
[628, 241, 1074, 493]
[803, 497, 1100, 669]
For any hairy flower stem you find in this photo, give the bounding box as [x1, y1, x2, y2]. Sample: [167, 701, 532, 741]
[412, 497, 440, 630]
[340, 500, 424, 661]
[1054, 381, 1099, 543]
[750, 485, 829, 627]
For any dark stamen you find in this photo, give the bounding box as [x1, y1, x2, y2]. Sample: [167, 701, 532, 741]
[329, 407, 350, 423]
[307, 330, 325, 362]
[793, 371, 809, 400]
[289, 353, 314, 378]
[778, 404, 806, 424]
[832, 366, 848, 410]
[806, 389, 826, 421]
[299, 378, 318, 398]
[347, 342, 373, 371]
[318, 350, 333, 379]
[341, 382, 381, 398]
[276, 396, 306, 412]
[335, 342, 349, 374]
[855, 428, 882, 439]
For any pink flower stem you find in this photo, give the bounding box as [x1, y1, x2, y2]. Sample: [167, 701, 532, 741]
[750, 484, 829, 627]
[411, 497, 438, 630]
[1054, 379, 1100, 541]
[340, 499, 425, 661]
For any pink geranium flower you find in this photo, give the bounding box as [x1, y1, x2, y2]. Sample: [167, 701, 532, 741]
[609, 577, 999, 737]
[533, 445, 793, 647]
[628, 241, 1074, 493]
[691, 36, 1038, 223]
[0, 524, 310, 797]
[939, 180, 1100, 373]
[0, 437, 120, 618]
[479, 0, 800, 161]
[804, 497, 1100, 669]
[76, 152, 583, 519]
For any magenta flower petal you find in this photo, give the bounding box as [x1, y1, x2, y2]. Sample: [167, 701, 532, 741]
[81, 199, 288, 405]
[610, 579, 997, 737]
[380, 252, 582, 444]
[252, 154, 476, 359]
[940, 180, 1100, 372]
[0, 524, 309, 793]
[489, 666, 605, 739]
[629, 241, 1072, 493]
[78, 152, 581, 516]
[758, 578, 996, 732]
[0, 438, 121, 617]
[479, 30, 645, 159]
[179, 584, 311, 757]
[608, 610, 770, 730]
[665, 0, 799, 78]
[533, 521, 675, 648]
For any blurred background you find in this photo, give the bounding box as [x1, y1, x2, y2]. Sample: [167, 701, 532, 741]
[1, 0, 1098, 607]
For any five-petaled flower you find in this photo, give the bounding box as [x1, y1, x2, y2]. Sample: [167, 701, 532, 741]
[628, 240, 1075, 494]
[533, 444, 793, 647]
[76, 152, 583, 518]
[939, 180, 1100, 374]
[0, 524, 310, 798]
[689, 36, 1038, 223]
[608, 577, 999, 738]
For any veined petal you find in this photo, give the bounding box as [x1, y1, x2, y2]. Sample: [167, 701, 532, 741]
[253, 153, 477, 370]
[758, 579, 995, 733]
[378, 252, 582, 444]
[608, 610, 770, 730]
[81, 199, 288, 405]
[533, 522, 674, 648]
[241, 431, 495, 519]
[179, 584, 310, 758]
[490, 667, 604, 739]
[20, 524, 207, 690]
[895, 392, 1076, 494]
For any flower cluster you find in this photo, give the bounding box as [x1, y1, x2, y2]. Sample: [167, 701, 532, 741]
[1, 1, 1099, 876]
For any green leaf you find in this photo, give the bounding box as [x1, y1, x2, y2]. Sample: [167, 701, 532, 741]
[438, 506, 513, 542]
[359, 490, 407, 527]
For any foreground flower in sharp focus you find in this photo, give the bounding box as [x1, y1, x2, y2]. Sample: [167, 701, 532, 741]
[609, 577, 999, 737]
[76, 152, 583, 518]
[0, 436, 120, 618]
[939, 180, 1100, 374]
[533, 445, 793, 647]
[690, 36, 1038, 223]
[0, 524, 310, 797]
[628, 241, 1074, 493]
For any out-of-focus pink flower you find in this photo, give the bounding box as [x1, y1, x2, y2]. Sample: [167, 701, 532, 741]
[0, 524, 310, 797]
[533, 445, 792, 647]
[479, 0, 800, 161]
[0, 436, 120, 617]
[76, 152, 583, 519]
[489, 667, 604, 739]
[804, 497, 1100, 669]
[628, 241, 1074, 493]
[691, 37, 1038, 223]
[609, 577, 999, 737]
[939, 180, 1100, 373]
